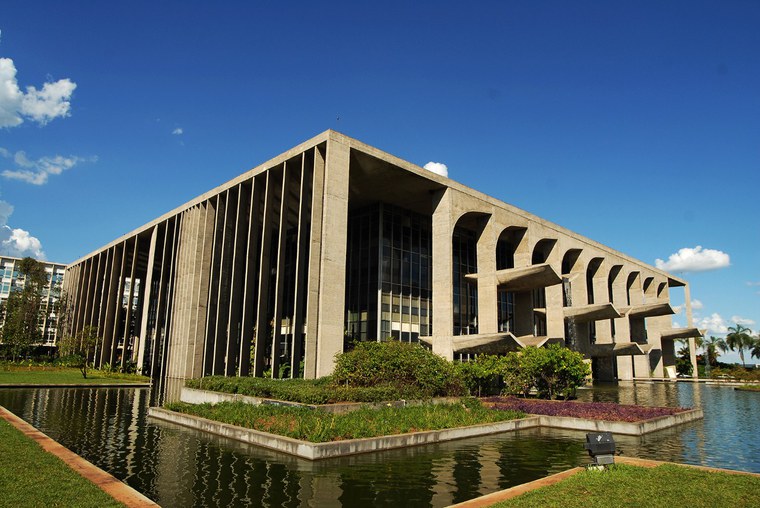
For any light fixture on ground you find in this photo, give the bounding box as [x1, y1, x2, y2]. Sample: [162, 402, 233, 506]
[584, 432, 615, 469]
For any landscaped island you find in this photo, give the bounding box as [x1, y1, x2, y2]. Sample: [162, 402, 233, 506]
[165, 398, 524, 442]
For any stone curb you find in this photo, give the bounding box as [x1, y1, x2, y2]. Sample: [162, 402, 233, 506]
[535, 408, 704, 435]
[0, 405, 159, 508]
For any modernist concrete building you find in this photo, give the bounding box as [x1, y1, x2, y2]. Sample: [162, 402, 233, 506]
[0, 255, 66, 347]
[64, 131, 699, 395]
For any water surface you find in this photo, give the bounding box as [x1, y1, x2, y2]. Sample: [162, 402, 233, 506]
[0, 382, 757, 507]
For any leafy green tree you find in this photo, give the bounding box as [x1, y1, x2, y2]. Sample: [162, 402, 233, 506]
[695, 335, 727, 375]
[1, 257, 48, 361]
[726, 323, 753, 368]
[502, 345, 590, 400]
[58, 326, 99, 378]
[676, 346, 694, 376]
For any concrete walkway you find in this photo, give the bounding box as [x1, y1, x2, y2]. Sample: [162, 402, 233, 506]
[0, 405, 159, 508]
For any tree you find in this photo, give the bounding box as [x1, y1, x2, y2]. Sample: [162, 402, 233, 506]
[726, 323, 753, 368]
[58, 326, 99, 378]
[750, 334, 760, 362]
[695, 335, 727, 374]
[1, 257, 48, 361]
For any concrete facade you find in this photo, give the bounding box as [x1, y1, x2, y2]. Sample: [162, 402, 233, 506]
[64, 131, 699, 396]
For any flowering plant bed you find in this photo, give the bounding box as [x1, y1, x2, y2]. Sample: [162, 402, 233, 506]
[483, 396, 690, 423]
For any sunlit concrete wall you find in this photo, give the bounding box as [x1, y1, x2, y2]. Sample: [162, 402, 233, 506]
[64, 130, 696, 394]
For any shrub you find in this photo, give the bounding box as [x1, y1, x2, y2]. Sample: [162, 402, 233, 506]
[455, 354, 508, 397]
[332, 341, 466, 397]
[501, 345, 589, 400]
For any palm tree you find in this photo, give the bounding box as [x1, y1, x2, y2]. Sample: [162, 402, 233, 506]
[750, 333, 760, 362]
[696, 335, 727, 375]
[725, 324, 753, 368]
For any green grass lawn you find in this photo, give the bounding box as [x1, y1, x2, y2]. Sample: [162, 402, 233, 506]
[0, 367, 150, 385]
[735, 384, 760, 392]
[166, 399, 524, 442]
[493, 463, 760, 508]
[0, 418, 124, 507]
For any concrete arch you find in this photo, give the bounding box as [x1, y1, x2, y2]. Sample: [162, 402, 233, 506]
[496, 226, 528, 270]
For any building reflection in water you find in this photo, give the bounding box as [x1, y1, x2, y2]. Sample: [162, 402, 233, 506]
[1, 383, 758, 507]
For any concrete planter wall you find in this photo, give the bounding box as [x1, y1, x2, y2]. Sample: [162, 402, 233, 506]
[150, 392, 704, 460]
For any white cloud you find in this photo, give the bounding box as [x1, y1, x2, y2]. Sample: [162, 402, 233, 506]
[172, 127, 183, 135]
[691, 299, 703, 310]
[655, 246, 730, 273]
[0, 57, 76, 128]
[731, 316, 756, 327]
[423, 161, 448, 178]
[0, 200, 45, 259]
[0, 148, 95, 185]
[697, 313, 729, 335]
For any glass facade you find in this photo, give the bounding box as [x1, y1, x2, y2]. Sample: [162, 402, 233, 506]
[452, 227, 478, 335]
[345, 204, 432, 344]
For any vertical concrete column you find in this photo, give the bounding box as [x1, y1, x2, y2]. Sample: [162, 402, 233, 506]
[545, 252, 564, 339]
[239, 177, 262, 376]
[291, 155, 311, 377]
[314, 136, 351, 378]
[95, 251, 112, 337]
[476, 217, 498, 335]
[627, 273, 650, 377]
[226, 185, 249, 376]
[304, 146, 326, 379]
[192, 203, 214, 378]
[253, 172, 277, 376]
[121, 237, 139, 367]
[431, 188, 454, 360]
[136, 226, 158, 374]
[610, 268, 632, 380]
[270, 164, 291, 378]
[592, 268, 612, 344]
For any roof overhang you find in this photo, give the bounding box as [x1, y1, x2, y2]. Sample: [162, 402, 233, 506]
[590, 342, 652, 357]
[418, 333, 563, 354]
[563, 303, 622, 322]
[619, 302, 675, 318]
[660, 327, 703, 341]
[465, 263, 562, 291]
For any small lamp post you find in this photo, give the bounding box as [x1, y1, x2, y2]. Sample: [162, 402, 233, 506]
[584, 432, 616, 469]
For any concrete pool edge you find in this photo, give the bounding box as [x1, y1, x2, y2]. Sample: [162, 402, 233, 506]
[0, 404, 159, 508]
[147, 405, 703, 460]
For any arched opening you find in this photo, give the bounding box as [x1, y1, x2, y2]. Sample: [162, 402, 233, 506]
[608, 265, 623, 339]
[452, 212, 489, 336]
[531, 239, 557, 336]
[643, 276, 655, 302]
[496, 227, 527, 332]
[657, 281, 668, 299]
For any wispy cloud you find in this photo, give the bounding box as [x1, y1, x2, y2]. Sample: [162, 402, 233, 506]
[423, 161, 448, 178]
[0, 57, 76, 128]
[731, 316, 756, 327]
[172, 127, 183, 135]
[0, 148, 96, 185]
[655, 246, 730, 273]
[0, 200, 45, 259]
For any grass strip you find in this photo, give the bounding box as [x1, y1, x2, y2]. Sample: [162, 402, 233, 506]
[0, 367, 150, 385]
[165, 400, 524, 442]
[0, 417, 124, 508]
[492, 463, 760, 508]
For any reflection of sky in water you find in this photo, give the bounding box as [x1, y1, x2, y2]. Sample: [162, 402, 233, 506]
[0, 383, 757, 508]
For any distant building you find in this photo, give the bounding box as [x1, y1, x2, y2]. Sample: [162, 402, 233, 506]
[64, 131, 700, 395]
[0, 255, 66, 347]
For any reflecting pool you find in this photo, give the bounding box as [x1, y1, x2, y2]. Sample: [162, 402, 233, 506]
[0, 382, 757, 507]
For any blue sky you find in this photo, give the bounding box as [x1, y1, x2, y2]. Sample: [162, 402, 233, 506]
[1, 1, 758, 362]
